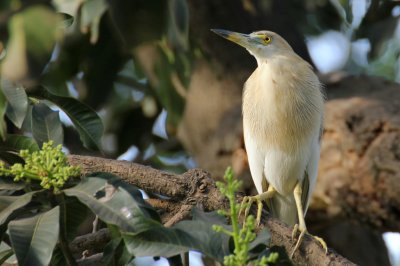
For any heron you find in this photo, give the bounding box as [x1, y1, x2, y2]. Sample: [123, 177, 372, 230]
[211, 29, 327, 257]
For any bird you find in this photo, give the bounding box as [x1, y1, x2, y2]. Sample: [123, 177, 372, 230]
[211, 29, 327, 257]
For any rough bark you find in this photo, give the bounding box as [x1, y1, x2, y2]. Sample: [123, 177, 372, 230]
[70, 228, 110, 256]
[68, 155, 354, 266]
[263, 218, 355, 266]
[68, 155, 226, 211]
[316, 74, 400, 233]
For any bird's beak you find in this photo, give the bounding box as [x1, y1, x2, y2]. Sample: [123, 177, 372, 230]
[211, 29, 252, 49]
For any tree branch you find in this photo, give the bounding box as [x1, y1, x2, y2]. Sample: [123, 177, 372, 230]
[69, 228, 110, 255]
[68, 155, 355, 266]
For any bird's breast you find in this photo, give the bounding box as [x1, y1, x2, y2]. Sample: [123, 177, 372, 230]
[242, 61, 323, 154]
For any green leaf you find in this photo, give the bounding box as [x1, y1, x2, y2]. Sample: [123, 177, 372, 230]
[154, 46, 187, 127]
[0, 134, 39, 153]
[121, 226, 191, 258]
[0, 178, 25, 192]
[0, 248, 14, 265]
[19, 7, 58, 62]
[32, 103, 63, 146]
[249, 229, 270, 251]
[0, 151, 24, 165]
[42, 91, 103, 150]
[102, 238, 122, 265]
[107, 177, 160, 222]
[120, 209, 267, 262]
[0, 89, 7, 141]
[9, 206, 60, 266]
[58, 12, 74, 28]
[107, 1, 167, 48]
[0, 192, 37, 225]
[61, 196, 90, 241]
[1, 84, 28, 128]
[20, 105, 32, 133]
[64, 174, 159, 233]
[49, 247, 67, 266]
[1, 6, 57, 82]
[102, 237, 134, 266]
[1, 11, 27, 83]
[173, 221, 230, 260]
[121, 211, 231, 262]
[167, 0, 189, 50]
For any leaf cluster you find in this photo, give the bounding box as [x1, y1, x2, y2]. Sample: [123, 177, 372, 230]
[0, 141, 80, 191]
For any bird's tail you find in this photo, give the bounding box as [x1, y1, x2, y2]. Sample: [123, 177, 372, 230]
[267, 172, 311, 226]
[267, 194, 298, 226]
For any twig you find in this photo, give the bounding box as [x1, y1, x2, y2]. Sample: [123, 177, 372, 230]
[164, 204, 193, 227]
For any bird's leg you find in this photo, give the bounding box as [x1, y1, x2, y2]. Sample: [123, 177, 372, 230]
[239, 186, 276, 226]
[291, 182, 327, 258]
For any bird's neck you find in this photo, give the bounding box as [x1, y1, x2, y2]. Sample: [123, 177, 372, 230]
[255, 57, 266, 66]
[254, 52, 298, 67]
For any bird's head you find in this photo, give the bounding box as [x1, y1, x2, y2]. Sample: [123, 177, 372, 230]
[211, 29, 294, 64]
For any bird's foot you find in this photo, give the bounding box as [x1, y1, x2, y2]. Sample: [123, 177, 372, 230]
[314, 235, 328, 253]
[239, 187, 276, 226]
[291, 224, 328, 258]
[239, 195, 263, 226]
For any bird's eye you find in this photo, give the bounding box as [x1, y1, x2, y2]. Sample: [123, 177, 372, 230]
[263, 36, 272, 44]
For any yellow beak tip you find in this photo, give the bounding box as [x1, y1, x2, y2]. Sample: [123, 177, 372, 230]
[211, 29, 240, 43]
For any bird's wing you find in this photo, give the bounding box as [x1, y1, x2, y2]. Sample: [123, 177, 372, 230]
[303, 138, 321, 214]
[301, 171, 310, 213]
[243, 128, 267, 194]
